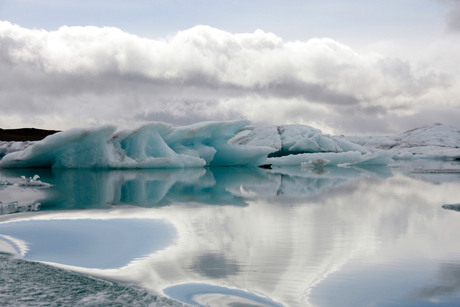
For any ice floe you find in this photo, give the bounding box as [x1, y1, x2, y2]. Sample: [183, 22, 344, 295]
[18, 175, 51, 188]
[0, 201, 40, 215]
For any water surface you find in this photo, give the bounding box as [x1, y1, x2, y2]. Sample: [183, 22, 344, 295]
[1, 163, 460, 306]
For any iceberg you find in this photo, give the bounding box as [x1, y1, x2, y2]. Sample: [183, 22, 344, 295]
[0, 121, 459, 169]
[347, 123, 460, 160]
[229, 125, 368, 156]
[0, 121, 272, 169]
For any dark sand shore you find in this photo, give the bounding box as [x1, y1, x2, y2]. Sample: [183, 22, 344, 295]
[0, 128, 60, 141]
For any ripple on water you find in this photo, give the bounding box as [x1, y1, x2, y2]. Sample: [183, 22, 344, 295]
[164, 283, 285, 307]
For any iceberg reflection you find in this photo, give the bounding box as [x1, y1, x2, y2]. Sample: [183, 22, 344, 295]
[0, 166, 392, 210]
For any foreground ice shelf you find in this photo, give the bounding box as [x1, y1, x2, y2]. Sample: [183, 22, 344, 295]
[0, 121, 459, 169]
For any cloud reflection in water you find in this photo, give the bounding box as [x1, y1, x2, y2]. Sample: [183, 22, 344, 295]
[1, 164, 460, 306]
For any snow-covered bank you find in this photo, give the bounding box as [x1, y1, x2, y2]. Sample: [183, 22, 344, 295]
[0, 121, 459, 169]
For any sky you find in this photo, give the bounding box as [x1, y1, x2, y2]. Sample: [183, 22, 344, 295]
[1, 0, 460, 135]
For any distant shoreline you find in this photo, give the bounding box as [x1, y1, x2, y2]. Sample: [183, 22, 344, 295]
[0, 128, 60, 141]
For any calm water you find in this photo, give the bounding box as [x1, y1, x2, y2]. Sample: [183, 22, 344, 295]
[1, 162, 460, 306]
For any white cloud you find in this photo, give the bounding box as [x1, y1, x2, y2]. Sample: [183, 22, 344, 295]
[0, 21, 458, 135]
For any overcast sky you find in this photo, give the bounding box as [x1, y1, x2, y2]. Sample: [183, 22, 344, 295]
[1, 0, 460, 135]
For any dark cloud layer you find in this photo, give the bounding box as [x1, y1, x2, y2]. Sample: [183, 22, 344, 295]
[437, 0, 460, 31]
[447, 8, 460, 31]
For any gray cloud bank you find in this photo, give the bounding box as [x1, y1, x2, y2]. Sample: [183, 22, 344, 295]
[438, 0, 460, 32]
[0, 21, 458, 134]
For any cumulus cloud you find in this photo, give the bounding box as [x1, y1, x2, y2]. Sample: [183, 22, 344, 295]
[0, 21, 457, 134]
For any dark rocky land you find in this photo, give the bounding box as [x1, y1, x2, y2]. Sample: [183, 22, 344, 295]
[0, 128, 60, 141]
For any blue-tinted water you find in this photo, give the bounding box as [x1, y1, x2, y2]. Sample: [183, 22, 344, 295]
[1, 163, 460, 306]
[0, 219, 175, 269]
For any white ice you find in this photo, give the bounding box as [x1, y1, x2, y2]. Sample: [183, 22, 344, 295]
[346, 123, 460, 160]
[0, 141, 34, 159]
[229, 125, 368, 155]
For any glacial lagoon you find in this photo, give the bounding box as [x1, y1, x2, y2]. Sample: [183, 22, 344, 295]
[1, 163, 460, 306]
